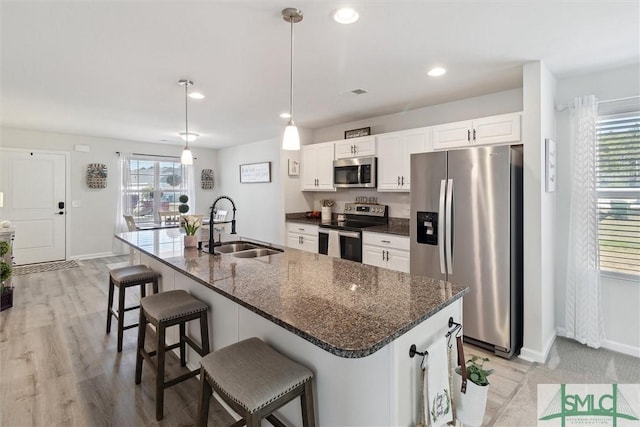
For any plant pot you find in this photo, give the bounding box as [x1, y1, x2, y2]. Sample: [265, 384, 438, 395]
[184, 235, 197, 248]
[453, 371, 489, 427]
[1, 287, 13, 311]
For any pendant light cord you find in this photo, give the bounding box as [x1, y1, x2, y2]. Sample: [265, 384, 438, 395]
[289, 17, 294, 124]
[184, 82, 190, 149]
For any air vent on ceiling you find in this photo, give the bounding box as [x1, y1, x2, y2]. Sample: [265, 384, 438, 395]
[350, 89, 368, 95]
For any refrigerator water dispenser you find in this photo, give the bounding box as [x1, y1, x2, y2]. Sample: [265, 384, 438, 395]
[417, 211, 438, 245]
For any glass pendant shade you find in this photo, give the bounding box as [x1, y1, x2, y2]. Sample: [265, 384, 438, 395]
[181, 146, 193, 165]
[283, 120, 300, 151]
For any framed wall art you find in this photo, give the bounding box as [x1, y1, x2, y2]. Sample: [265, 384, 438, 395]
[288, 159, 299, 176]
[87, 163, 107, 189]
[240, 162, 271, 183]
[201, 168, 214, 189]
[344, 127, 371, 139]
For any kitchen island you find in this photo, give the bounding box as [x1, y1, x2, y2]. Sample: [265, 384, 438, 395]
[116, 229, 467, 426]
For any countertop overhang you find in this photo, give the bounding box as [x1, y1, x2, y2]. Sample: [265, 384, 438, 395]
[116, 229, 467, 358]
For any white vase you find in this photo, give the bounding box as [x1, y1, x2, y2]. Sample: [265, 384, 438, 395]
[184, 235, 197, 248]
[453, 372, 489, 427]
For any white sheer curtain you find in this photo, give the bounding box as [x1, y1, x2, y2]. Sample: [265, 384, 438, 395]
[113, 152, 134, 254]
[565, 95, 605, 348]
[183, 164, 196, 214]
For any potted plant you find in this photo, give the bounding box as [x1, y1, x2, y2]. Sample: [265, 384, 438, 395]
[182, 215, 201, 248]
[0, 241, 13, 311]
[453, 355, 494, 427]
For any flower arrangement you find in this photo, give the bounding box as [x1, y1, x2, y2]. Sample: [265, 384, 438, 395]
[182, 215, 201, 236]
[456, 355, 494, 386]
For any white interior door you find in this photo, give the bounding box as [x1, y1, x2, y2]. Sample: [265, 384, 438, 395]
[0, 150, 66, 264]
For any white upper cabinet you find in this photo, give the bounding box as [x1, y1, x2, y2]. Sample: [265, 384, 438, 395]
[432, 113, 521, 150]
[301, 142, 335, 191]
[377, 127, 429, 192]
[334, 136, 376, 159]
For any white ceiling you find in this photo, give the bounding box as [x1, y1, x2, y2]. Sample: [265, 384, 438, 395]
[1, 1, 639, 149]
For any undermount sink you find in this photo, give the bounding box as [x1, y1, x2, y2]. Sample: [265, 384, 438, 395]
[233, 248, 283, 258]
[214, 242, 259, 253]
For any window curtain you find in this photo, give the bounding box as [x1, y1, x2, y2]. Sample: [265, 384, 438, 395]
[113, 152, 134, 254]
[565, 95, 605, 348]
[183, 163, 196, 214]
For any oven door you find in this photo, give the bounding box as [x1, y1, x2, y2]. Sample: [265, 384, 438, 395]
[339, 230, 362, 262]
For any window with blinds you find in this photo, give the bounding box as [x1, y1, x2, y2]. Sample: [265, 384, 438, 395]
[596, 108, 640, 277]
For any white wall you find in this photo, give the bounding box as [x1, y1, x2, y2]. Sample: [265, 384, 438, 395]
[554, 64, 640, 356]
[213, 137, 285, 246]
[309, 88, 524, 218]
[520, 61, 558, 363]
[0, 127, 217, 258]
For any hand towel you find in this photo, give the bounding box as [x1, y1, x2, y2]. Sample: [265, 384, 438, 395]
[425, 336, 453, 427]
[328, 229, 340, 258]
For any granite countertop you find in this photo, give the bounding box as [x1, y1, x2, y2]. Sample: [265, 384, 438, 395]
[286, 213, 410, 236]
[116, 229, 466, 358]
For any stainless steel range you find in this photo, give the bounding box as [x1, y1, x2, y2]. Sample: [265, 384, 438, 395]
[319, 203, 388, 262]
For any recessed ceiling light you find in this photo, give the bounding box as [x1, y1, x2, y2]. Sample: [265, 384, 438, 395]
[333, 8, 359, 24]
[428, 67, 447, 77]
[189, 92, 205, 99]
[280, 112, 291, 119]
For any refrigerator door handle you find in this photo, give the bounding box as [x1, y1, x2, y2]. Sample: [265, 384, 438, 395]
[446, 178, 454, 274]
[438, 179, 447, 275]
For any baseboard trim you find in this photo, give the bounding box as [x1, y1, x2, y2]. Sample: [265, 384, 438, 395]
[519, 331, 556, 363]
[557, 327, 640, 358]
[71, 251, 119, 260]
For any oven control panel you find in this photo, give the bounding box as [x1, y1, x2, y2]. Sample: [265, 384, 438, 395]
[343, 203, 387, 217]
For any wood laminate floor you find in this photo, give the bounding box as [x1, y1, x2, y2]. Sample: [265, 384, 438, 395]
[2, 256, 638, 426]
[0, 255, 235, 427]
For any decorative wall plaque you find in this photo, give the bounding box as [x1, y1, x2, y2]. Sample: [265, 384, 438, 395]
[87, 163, 107, 189]
[201, 168, 214, 189]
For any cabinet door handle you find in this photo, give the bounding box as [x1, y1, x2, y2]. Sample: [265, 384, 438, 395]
[381, 240, 391, 244]
[386, 250, 389, 261]
[473, 129, 476, 141]
[298, 228, 304, 231]
[397, 176, 401, 185]
[467, 129, 471, 142]
[401, 176, 405, 186]
[382, 250, 385, 261]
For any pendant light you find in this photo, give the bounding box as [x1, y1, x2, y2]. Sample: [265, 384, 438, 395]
[282, 8, 303, 151]
[179, 79, 195, 165]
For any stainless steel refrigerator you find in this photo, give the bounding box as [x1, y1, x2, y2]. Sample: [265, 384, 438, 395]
[410, 145, 523, 358]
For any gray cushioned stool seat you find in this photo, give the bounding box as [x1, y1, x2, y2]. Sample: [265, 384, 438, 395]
[196, 337, 315, 426]
[106, 264, 160, 352]
[136, 289, 210, 421]
[141, 289, 207, 323]
[110, 264, 159, 284]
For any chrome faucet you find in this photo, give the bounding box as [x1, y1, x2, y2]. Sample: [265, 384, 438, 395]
[208, 195, 237, 254]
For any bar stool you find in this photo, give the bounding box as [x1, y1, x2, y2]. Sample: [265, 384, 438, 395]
[196, 337, 315, 427]
[106, 264, 160, 352]
[135, 289, 210, 421]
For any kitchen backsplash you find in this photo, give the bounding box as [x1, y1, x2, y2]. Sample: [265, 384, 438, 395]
[309, 190, 410, 218]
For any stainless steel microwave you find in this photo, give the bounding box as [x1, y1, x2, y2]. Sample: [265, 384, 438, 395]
[333, 157, 377, 188]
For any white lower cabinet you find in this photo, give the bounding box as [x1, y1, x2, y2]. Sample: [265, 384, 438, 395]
[286, 222, 319, 253]
[362, 232, 410, 273]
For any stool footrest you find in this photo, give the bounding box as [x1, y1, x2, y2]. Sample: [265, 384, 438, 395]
[164, 369, 199, 389]
[266, 414, 287, 427]
[183, 336, 206, 357]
